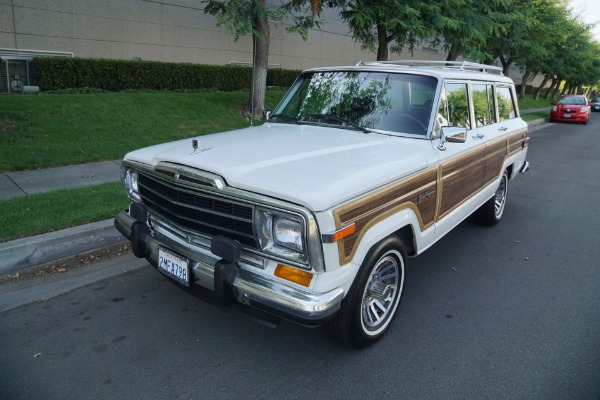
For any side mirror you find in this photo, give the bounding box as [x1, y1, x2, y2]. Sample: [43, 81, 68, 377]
[265, 110, 272, 121]
[437, 126, 467, 151]
[442, 126, 467, 143]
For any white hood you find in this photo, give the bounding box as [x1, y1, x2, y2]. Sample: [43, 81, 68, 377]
[124, 123, 436, 211]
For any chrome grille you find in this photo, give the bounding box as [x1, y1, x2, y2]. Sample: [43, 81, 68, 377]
[138, 173, 258, 248]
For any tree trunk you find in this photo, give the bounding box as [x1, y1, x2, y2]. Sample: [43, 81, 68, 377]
[544, 77, 559, 100]
[519, 65, 531, 99]
[445, 45, 460, 62]
[533, 74, 551, 100]
[559, 83, 568, 97]
[376, 24, 389, 61]
[550, 79, 562, 99]
[499, 56, 513, 76]
[246, 5, 270, 121]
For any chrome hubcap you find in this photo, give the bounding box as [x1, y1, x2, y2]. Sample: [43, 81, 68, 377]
[494, 176, 507, 217]
[362, 255, 400, 330]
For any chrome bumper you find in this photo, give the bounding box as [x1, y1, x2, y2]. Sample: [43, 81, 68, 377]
[115, 210, 344, 326]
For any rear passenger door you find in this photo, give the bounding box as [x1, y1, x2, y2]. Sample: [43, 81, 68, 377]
[471, 82, 506, 187]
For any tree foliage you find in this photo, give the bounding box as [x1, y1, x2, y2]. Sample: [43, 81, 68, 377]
[204, 0, 335, 119]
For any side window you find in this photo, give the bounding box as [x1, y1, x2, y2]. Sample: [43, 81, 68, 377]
[472, 83, 496, 126]
[496, 86, 516, 121]
[438, 83, 471, 130]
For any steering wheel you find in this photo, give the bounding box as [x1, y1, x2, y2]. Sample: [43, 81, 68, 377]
[397, 113, 428, 134]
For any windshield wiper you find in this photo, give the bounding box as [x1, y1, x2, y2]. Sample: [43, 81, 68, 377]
[269, 113, 300, 124]
[307, 113, 371, 133]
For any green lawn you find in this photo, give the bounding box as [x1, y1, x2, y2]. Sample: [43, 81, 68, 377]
[518, 94, 554, 110]
[0, 90, 286, 172]
[0, 182, 128, 242]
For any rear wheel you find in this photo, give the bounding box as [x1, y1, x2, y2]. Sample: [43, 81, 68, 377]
[475, 171, 508, 226]
[326, 236, 406, 348]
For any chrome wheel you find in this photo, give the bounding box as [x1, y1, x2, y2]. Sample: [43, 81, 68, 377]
[360, 251, 404, 335]
[494, 174, 507, 219]
[326, 237, 407, 348]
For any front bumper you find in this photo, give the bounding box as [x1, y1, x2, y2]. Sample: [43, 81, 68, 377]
[114, 209, 344, 326]
[549, 111, 589, 122]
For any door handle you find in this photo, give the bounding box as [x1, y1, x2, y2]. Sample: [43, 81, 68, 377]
[499, 127, 508, 131]
[472, 133, 484, 139]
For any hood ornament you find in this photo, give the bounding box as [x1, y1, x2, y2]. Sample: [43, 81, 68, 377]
[191, 139, 213, 155]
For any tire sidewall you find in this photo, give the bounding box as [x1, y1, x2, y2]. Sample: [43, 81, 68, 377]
[494, 172, 509, 222]
[345, 236, 406, 346]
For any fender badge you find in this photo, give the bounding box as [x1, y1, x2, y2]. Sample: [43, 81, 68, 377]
[418, 189, 436, 203]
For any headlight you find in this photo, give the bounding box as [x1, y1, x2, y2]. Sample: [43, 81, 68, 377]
[552, 106, 557, 112]
[123, 169, 141, 202]
[580, 106, 589, 113]
[273, 216, 303, 252]
[256, 209, 306, 263]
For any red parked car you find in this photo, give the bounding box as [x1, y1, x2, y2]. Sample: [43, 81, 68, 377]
[549, 95, 591, 124]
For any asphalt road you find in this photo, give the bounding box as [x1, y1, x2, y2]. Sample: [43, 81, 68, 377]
[1, 118, 599, 400]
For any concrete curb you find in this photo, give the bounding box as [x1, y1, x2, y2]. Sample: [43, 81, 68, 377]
[0, 219, 125, 275]
[527, 117, 549, 128]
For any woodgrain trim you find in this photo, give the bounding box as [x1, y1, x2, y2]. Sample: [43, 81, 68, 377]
[508, 129, 528, 156]
[333, 168, 438, 265]
[332, 127, 529, 265]
[438, 147, 485, 219]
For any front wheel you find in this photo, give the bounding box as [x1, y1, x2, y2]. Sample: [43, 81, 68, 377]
[326, 236, 406, 348]
[475, 171, 508, 226]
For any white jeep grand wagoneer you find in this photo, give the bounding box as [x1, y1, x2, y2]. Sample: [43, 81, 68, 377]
[115, 60, 529, 348]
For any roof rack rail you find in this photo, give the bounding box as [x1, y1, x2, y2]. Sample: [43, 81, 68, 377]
[355, 60, 504, 75]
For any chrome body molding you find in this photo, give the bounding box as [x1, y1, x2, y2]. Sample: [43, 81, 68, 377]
[115, 209, 343, 323]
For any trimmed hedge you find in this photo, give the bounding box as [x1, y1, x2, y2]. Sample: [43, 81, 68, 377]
[33, 57, 301, 92]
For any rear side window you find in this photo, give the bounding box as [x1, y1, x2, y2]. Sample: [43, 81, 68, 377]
[496, 86, 516, 121]
[472, 83, 496, 126]
[438, 83, 471, 129]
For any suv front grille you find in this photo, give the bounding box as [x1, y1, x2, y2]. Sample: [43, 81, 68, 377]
[138, 174, 258, 248]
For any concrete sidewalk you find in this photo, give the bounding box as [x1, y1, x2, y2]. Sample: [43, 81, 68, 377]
[0, 116, 550, 275]
[1, 160, 121, 201]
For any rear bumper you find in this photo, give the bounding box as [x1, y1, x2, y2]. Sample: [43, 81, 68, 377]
[115, 209, 343, 326]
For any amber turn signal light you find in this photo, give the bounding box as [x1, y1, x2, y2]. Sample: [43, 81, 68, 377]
[274, 264, 313, 287]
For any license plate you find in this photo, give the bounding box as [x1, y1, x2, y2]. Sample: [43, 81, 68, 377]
[563, 114, 571, 118]
[158, 247, 190, 286]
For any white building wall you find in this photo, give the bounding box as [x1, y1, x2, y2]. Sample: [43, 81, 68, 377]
[0, 0, 451, 69]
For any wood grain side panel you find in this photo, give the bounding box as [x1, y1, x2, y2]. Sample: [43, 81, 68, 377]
[484, 139, 508, 185]
[438, 148, 485, 218]
[334, 168, 438, 264]
[508, 129, 528, 156]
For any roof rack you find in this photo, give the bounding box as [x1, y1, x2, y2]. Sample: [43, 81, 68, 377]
[355, 60, 504, 75]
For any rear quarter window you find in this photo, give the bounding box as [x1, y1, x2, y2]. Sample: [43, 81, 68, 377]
[496, 86, 516, 121]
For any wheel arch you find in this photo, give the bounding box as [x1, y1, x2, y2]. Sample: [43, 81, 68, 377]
[346, 208, 422, 269]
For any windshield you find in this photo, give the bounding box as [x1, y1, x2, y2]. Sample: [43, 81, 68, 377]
[271, 71, 438, 136]
[557, 96, 586, 105]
